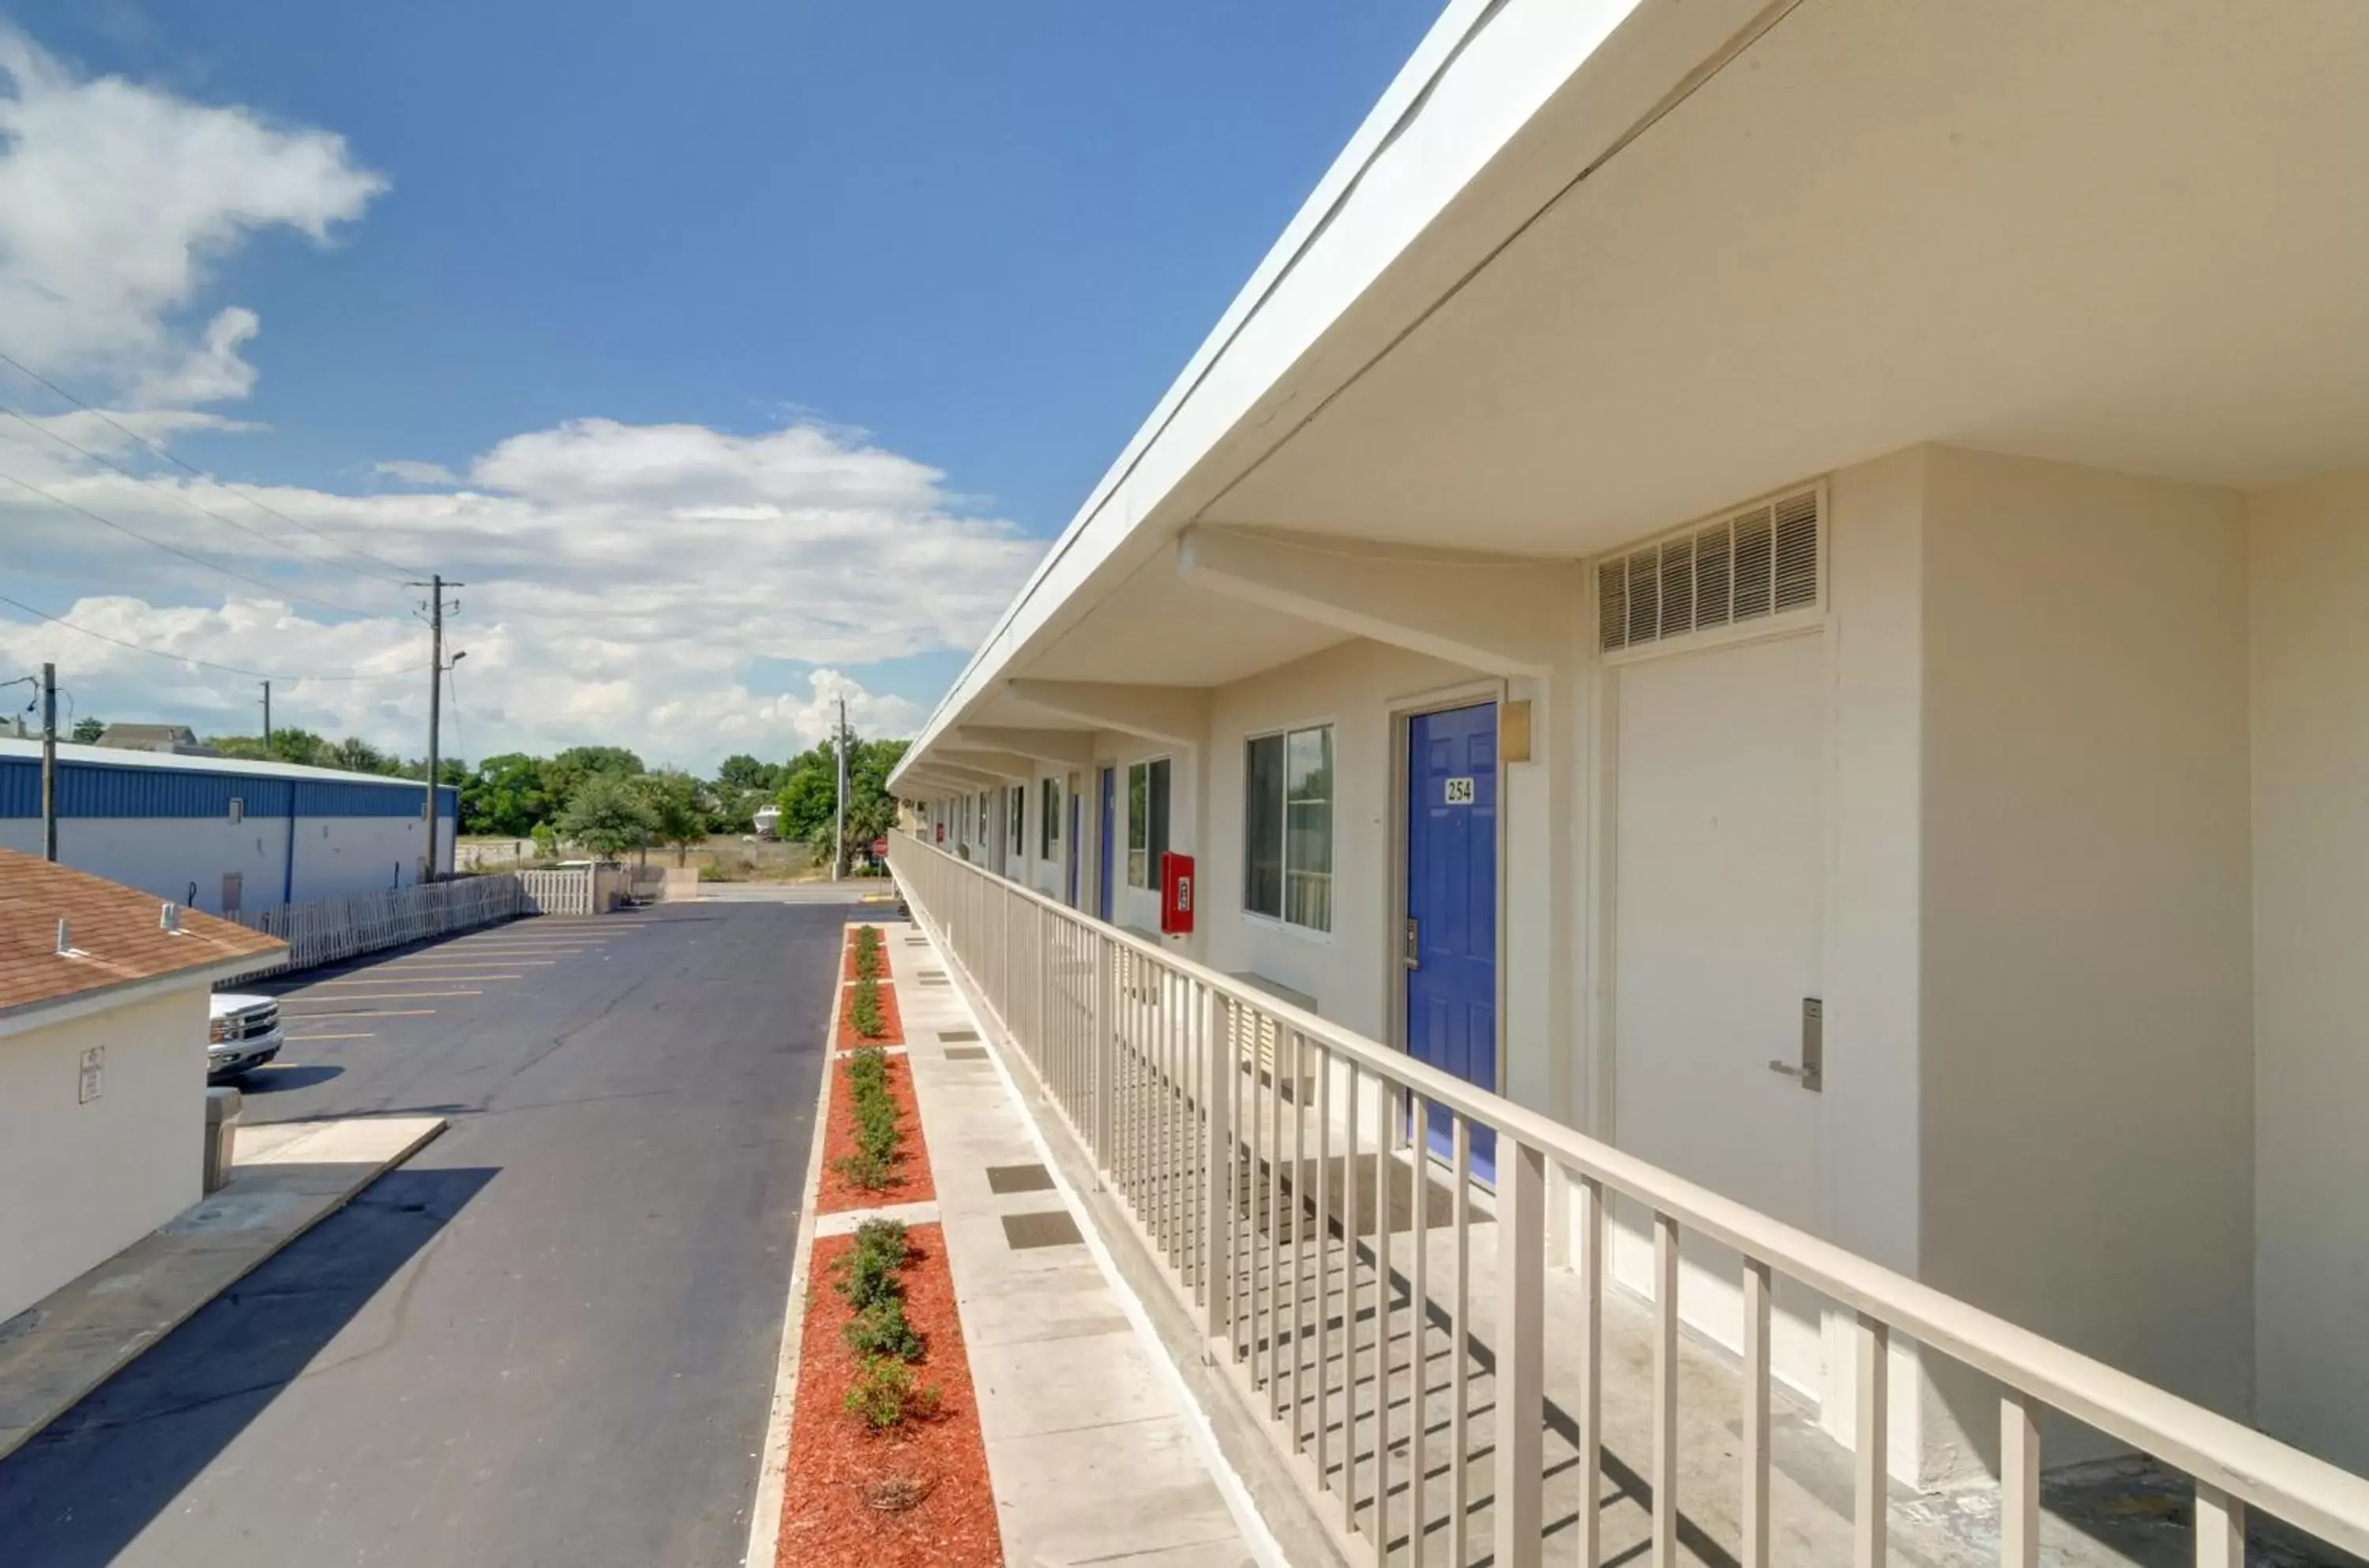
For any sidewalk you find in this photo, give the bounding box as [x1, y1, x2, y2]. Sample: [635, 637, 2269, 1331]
[877, 917, 1269, 1568]
[0, 1113, 445, 1461]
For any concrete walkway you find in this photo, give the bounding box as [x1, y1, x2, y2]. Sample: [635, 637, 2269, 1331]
[0, 1114, 444, 1461]
[870, 916, 1271, 1568]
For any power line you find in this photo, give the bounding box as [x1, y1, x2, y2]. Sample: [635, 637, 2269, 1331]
[0, 401, 412, 595]
[0, 463, 386, 619]
[0, 591, 412, 682]
[0, 344, 420, 580]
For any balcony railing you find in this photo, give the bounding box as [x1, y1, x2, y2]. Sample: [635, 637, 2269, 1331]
[888, 830, 2369, 1568]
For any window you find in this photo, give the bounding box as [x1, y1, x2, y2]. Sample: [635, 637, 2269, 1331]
[1008, 786, 1026, 864]
[1243, 725, 1333, 931]
[1040, 776, 1061, 858]
[1126, 757, 1170, 889]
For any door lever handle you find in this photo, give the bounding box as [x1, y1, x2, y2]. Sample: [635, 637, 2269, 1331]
[1402, 917, 1420, 970]
[1770, 996, 1823, 1090]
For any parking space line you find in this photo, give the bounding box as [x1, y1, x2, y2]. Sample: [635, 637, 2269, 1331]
[286, 1031, 374, 1041]
[277, 1007, 438, 1019]
[283, 988, 483, 1002]
[313, 973, 523, 986]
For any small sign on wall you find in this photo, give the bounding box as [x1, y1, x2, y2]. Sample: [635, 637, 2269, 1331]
[1443, 776, 1477, 805]
[78, 1045, 104, 1105]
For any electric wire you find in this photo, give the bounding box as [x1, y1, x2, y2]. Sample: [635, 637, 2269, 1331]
[0, 344, 420, 580]
[0, 464, 385, 619]
[0, 402, 414, 598]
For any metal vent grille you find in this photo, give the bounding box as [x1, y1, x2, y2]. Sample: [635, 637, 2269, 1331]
[1598, 488, 1821, 653]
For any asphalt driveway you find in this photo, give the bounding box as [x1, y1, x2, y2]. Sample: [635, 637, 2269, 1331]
[0, 895, 853, 1567]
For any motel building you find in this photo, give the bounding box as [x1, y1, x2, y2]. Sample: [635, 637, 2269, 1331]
[884, 3, 2369, 1566]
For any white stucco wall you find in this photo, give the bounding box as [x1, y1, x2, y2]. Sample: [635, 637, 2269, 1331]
[2247, 469, 2369, 1472]
[1919, 448, 2255, 1460]
[0, 987, 206, 1322]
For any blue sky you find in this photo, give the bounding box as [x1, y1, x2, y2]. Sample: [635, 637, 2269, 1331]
[0, 1, 1442, 767]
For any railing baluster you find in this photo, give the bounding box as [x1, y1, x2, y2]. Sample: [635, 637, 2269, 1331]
[1204, 971, 1233, 1346]
[1653, 1210, 1679, 1568]
[1451, 1117, 1472, 1568]
[1373, 1079, 1395, 1555]
[1744, 1257, 1772, 1568]
[1856, 1313, 1889, 1568]
[2195, 1482, 2244, 1568]
[1343, 1062, 1363, 1535]
[1316, 1045, 1335, 1499]
[1269, 1012, 1286, 1418]
[1289, 1028, 1307, 1452]
[1577, 1175, 1603, 1568]
[1497, 1138, 1546, 1568]
[2001, 1390, 2038, 1568]
[1409, 1092, 1429, 1568]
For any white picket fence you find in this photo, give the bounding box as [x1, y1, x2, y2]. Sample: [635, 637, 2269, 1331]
[231, 868, 595, 972]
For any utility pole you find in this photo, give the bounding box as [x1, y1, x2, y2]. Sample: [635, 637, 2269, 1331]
[39, 662, 57, 862]
[406, 575, 464, 883]
[261, 680, 272, 750]
[834, 696, 848, 881]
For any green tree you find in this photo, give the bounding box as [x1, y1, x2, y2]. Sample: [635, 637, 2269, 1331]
[464, 752, 551, 837]
[775, 733, 910, 872]
[552, 771, 656, 859]
[715, 753, 784, 793]
[71, 716, 103, 744]
[539, 745, 644, 808]
[328, 736, 395, 775]
[634, 769, 710, 865]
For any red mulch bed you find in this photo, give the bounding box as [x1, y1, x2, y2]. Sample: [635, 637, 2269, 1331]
[816, 1049, 935, 1212]
[836, 981, 903, 1049]
[842, 943, 888, 983]
[776, 1225, 1001, 1567]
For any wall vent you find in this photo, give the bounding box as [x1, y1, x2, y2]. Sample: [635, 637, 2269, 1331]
[1598, 487, 1821, 654]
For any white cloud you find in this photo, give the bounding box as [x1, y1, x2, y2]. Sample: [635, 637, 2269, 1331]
[370, 459, 458, 485]
[2, 413, 1041, 771]
[0, 28, 383, 406]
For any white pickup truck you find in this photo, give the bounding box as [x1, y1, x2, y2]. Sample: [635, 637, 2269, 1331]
[208, 992, 284, 1082]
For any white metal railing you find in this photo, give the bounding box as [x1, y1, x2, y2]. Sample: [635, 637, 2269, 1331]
[888, 831, 2369, 1568]
[231, 868, 593, 970]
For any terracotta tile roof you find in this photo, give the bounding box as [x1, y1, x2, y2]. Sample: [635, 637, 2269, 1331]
[0, 849, 286, 1018]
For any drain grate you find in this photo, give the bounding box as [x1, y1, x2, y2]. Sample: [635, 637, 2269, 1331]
[1001, 1210, 1083, 1250]
[985, 1162, 1055, 1195]
[937, 1028, 978, 1042]
[943, 1046, 988, 1061]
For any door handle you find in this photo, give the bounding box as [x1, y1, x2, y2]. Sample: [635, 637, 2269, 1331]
[1402, 917, 1420, 970]
[1768, 996, 1823, 1091]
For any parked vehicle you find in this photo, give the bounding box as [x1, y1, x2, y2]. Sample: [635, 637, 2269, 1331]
[208, 992, 283, 1082]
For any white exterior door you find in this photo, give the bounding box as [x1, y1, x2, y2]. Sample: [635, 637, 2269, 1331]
[1612, 629, 1829, 1398]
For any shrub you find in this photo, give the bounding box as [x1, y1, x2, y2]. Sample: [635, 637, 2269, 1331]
[843, 1297, 925, 1362]
[843, 1354, 937, 1430]
[853, 925, 884, 981]
[848, 977, 888, 1039]
[833, 1218, 909, 1310]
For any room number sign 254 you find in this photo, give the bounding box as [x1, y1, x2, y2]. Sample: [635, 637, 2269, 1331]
[1443, 776, 1476, 805]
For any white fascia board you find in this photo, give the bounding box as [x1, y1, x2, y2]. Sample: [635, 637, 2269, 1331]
[0, 953, 272, 1042]
[892, 0, 1658, 791]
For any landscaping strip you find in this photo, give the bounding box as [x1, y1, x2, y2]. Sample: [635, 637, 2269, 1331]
[817, 1048, 934, 1213]
[774, 1222, 996, 1566]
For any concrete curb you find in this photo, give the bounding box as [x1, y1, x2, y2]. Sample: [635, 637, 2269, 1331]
[0, 1115, 446, 1465]
[738, 925, 847, 1568]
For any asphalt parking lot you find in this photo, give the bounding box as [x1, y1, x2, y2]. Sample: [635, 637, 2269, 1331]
[0, 895, 857, 1568]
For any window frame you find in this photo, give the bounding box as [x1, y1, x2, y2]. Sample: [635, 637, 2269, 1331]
[1040, 775, 1061, 859]
[1240, 720, 1335, 935]
[1125, 756, 1172, 891]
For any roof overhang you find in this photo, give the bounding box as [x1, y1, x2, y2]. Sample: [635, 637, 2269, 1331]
[896, 0, 2369, 792]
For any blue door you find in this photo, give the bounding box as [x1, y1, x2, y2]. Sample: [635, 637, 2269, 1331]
[1406, 703, 1498, 1174]
[1098, 766, 1116, 919]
